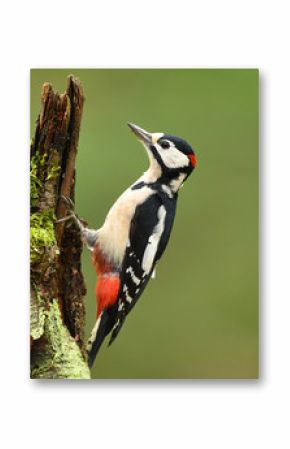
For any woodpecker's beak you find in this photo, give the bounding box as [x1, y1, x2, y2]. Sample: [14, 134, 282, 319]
[128, 123, 152, 146]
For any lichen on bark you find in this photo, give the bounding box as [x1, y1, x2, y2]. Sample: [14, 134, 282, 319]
[31, 300, 90, 379]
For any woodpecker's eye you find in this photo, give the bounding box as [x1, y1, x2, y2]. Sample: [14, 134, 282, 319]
[160, 140, 170, 149]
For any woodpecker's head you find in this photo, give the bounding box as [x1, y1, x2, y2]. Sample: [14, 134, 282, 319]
[128, 122, 196, 191]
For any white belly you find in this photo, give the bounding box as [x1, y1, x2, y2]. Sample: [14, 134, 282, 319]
[97, 185, 154, 266]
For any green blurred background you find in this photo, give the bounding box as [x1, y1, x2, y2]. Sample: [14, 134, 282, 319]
[30, 69, 258, 379]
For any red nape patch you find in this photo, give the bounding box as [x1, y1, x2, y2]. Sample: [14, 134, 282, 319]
[189, 154, 197, 168]
[96, 275, 120, 317]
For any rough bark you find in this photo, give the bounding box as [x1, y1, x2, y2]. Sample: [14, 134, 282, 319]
[30, 75, 90, 379]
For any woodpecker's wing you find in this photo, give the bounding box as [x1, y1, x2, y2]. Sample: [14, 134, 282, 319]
[108, 191, 176, 345]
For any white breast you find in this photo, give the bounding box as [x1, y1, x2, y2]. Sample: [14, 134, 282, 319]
[97, 186, 154, 266]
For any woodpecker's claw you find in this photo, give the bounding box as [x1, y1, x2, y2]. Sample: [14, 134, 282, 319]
[55, 214, 76, 224]
[55, 195, 84, 231]
[55, 195, 76, 225]
[58, 195, 75, 211]
[57, 195, 98, 252]
[56, 211, 85, 232]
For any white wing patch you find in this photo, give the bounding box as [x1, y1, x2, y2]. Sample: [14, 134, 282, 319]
[142, 205, 166, 275]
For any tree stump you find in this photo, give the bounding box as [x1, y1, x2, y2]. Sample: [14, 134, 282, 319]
[30, 75, 90, 379]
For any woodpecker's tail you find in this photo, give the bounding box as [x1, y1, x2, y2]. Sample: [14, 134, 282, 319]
[86, 311, 113, 368]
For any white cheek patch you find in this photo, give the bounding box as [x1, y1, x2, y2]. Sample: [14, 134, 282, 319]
[157, 144, 189, 169]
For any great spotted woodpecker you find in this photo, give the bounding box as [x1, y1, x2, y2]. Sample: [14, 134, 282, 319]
[65, 123, 196, 368]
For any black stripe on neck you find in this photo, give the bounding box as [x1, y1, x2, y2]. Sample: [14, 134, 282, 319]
[131, 180, 178, 200]
[149, 145, 191, 182]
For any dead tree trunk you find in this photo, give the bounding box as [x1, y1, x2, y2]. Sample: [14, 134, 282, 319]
[30, 75, 90, 379]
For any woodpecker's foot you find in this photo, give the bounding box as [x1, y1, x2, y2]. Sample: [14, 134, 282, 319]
[58, 195, 75, 211]
[56, 212, 86, 233]
[55, 214, 76, 224]
[56, 196, 82, 230]
[57, 195, 97, 249]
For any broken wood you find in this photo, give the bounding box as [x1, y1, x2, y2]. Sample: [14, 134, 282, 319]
[30, 75, 90, 379]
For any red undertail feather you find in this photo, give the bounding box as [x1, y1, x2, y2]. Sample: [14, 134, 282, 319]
[95, 276, 120, 317]
[92, 244, 120, 318]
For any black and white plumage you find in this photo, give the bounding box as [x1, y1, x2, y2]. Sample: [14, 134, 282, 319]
[108, 188, 177, 345]
[80, 123, 196, 368]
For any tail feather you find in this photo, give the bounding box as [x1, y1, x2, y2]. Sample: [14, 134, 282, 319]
[86, 311, 114, 368]
[108, 315, 125, 346]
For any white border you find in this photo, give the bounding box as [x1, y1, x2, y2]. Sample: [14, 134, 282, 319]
[1, 1, 290, 448]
